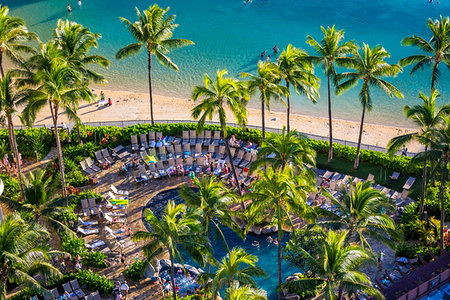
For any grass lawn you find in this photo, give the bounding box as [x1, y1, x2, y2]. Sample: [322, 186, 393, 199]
[316, 153, 422, 200]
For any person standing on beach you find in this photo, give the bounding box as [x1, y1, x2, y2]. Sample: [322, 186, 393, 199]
[377, 250, 385, 272]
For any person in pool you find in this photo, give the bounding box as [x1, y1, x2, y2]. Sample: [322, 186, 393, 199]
[67, 4, 72, 12]
[267, 236, 273, 243]
[252, 240, 259, 247]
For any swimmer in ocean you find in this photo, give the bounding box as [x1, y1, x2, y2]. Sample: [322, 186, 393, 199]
[266, 55, 271, 62]
[67, 3, 72, 12]
[245, 0, 251, 4]
[260, 50, 266, 59]
[78, 0, 81, 7]
[273, 45, 279, 54]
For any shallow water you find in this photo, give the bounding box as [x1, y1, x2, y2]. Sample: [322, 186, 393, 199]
[5, 0, 449, 126]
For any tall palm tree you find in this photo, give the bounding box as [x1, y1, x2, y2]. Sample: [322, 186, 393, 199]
[179, 176, 243, 273]
[241, 61, 288, 140]
[0, 213, 62, 300]
[116, 4, 194, 125]
[317, 178, 400, 250]
[282, 230, 383, 300]
[249, 127, 316, 173]
[133, 201, 209, 300]
[399, 16, 450, 91]
[306, 25, 357, 162]
[278, 44, 319, 132]
[206, 247, 266, 299]
[52, 19, 110, 144]
[0, 169, 74, 235]
[387, 90, 449, 218]
[192, 69, 249, 201]
[0, 71, 24, 197]
[224, 281, 267, 300]
[336, 43, 403, 169]
[0, 5, 36, 78]
[245, 166, 315, 300]
[20, 43, 94, 199]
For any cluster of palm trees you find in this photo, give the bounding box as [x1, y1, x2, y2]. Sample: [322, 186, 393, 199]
[135, 129, 397, 300]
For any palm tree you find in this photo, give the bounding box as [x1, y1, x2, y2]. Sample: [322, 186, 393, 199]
[0, 5, 36, 78]
[20, 42, 94, 199]
[52, 19, 110, 144]
[281, 230, 383, 300]
[306, 26, 357, 162]
[241, 61, 288, 140]
[278, 44, 319, 132]
[207, 247, 266, 299]
[0, 71, 24, 197]
[224, 281, 267, 300]
[179, 176, 243, 273]
[387, 90, 449, 218]
[336, 43, 403, 169]
[0, 213, 62, 300]
[317, 178, 400, 250]
[399, 16, 450, 91]
[192, 69, 249, 200]
[249, 127, 316, 173]
[116, 4, 194, 125]
[133, 201, 209, 300]
[0, 169, 74, 235]
[245, 166, 315, 300]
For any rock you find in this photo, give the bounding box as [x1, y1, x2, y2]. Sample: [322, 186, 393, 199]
[173, 263, 183, 270]
[159, 259, 171, 271]
[186, 265, 200, 276]
[154, 260, 161, 272]
[271, 225, 278, 232]
[144, 264, 155, 278]
[262, 226, 272, 234]
[250, 225, 262, 235]
[197, 268, 204, 273]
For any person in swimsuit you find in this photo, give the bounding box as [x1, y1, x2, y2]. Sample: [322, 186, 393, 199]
[67, 4, 72, 12]
[273, 45, 279, 54]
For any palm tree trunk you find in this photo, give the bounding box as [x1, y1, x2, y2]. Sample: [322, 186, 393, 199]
[76, 125, 83, 145]
[206, 221, 211, 274]
[327, 73, 333, 163]
[277, 207, 282, 300]
[50, 102, 68, 200]
[0, 52, 4, 78]
[419, 147, 428, 219]
[354, 103, 366, 169]
[222, 129, 244, 208]
[261, 95, 265, 141]
[439, 168, 446, 255]
[148, 52, 155, 126]
[170, 252, 177, 300]
[286, 81, 290, 133]
[7, 116, 24, 199]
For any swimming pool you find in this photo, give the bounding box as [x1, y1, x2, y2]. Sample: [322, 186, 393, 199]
[143, 188, 295, 299]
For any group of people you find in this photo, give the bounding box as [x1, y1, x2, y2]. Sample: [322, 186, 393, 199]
[98, 91, 113, 107]
[252, 236, 279, 247]
[1, 153, 22, 176]
[260, 45, 279, 62]
[113, 279, 130, 300]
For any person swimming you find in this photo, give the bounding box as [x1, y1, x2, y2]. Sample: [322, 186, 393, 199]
[260, 50, 266, 59]
[67, 3, 72, 12]
[267, 236, 273, 243]
[78, 0, 81, 6]
[273, 239, 279, 245]
[252, 240, 259, 247]
[245, 0, 251, 4]
[266, 55, 271, 62]
[273, 45, 279, 54]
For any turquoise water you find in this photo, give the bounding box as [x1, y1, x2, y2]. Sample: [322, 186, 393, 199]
[5, 0, 450, 126]
[144, 188, 293, 299]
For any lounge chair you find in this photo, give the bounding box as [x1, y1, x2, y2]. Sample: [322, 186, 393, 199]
[183, 144, 192, 158]
[403, 176, 416, 190]
[195, 157, 205, 173]
[211, 131, 221, 146]
[166, 158, 176, 176]
[101, 148, 114, 164]
[86, 157, 101, 172]
[400, 189, 409, 200]
[77, 226, 99, 235]
[111, 184, 129, 196]
[353, 177, 363, 185]
[138, 164, 149, 181]
[131, 135, 139, 151]
[104, 225, 117, 239]
[104, 213, 126, 224]
[148, 131, 156, 147]
[367, 173, 375, 182]
[159, 146, 167, 161]
[224, 147, 236, 163]
[381, 187, 392, 196]
[51, 288, 60, 300]
[166, 145, 175, 158]
[156, 161, 168, 177]
[95, 150, 107, 166]
[85, 240, 106, 250]
[148, 163, 160, 179]
[140, 133, 148, 149]
[193, 143, 202, 158]
[86, 291, 101, 300]
[140, 151, 150, 165]
[70, 279, 86, 299]
[203, 130, 212, 146]
[172, 135, 181, 145]
[148, 147, 157, 159]
[80, 160, 95, 175]
[238, 152, 252, 168]
[88, 198, 99, 215]
[156, 132, 163, 141]
[108, 191, 125, 201]
[182, 130, 189, 144]
[189, 130, 197, 146]
[390, 171, 400, 181]
[166, 135, 175, 145]
[330, 172, 343, 182]
[112, 145, 130, 159]
[175, 144, 183, 159]
[62, 282, 78, 300]
[322, 170, 334, 180]
[196, 130, 204, 144]
[78, 217, 98, 226]
[184, 157, 194, 171]
[80, 199, 90, 217]
[215, 145, 226, 160]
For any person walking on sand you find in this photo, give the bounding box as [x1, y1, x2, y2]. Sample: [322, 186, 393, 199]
[377, 250, 385, 272]
[120, 281, 130, 298]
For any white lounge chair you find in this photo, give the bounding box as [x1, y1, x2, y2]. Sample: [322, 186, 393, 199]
[85, 240, 106, 249]
[70, 279, 86, 299]
[104, 225, 117, 239]
[367, 173, 375, 182]
[112, 145, 130, 159]
[403, 176, 416, 190]
[77, 226, 99, 235]
[390, 171, 401, 181]
[322, 171, 334, 180]
[111, 184, 129, 196]
[78, 217, 98, 226]
[104, 213, 126, 224]
[131, 135, 139, 151]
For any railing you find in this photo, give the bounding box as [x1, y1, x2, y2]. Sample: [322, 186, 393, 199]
[16, 119, 417, 156]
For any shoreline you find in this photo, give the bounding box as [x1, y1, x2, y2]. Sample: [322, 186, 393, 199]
[16, 87, 422, 152]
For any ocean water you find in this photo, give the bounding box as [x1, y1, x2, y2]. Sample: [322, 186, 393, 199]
[5, 0, 449, 126]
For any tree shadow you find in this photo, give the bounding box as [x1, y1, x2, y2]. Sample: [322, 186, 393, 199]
[238, 56, 261, 73]
[31, 10, 68, 26]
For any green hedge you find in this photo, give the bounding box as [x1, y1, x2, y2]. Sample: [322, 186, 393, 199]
[0, 173, 20, 200]
[0, 127, 53, 159]
[76, 270, 114, 294]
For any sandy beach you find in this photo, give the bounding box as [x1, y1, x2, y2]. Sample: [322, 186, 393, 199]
[18, 88, 422, 152]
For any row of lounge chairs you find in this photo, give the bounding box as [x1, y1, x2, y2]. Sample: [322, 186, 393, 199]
[41, 279, 94, 300]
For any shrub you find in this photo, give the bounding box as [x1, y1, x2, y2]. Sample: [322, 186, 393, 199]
[395, 242, 421, 258]
[68, 191, 103, 206]
[284, 273, 325, 299]
[60, 234, 87, 257]
[83, 251, 108, 268]
[0, 173, 20, 201]
[124, 260, 147, 282]
[76, 270, 114, 294]
[423, 182, 450, 222]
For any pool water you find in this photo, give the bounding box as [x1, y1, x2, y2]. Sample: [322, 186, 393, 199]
[5, 0, 450, 127]
[143, 188, 294, 299]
